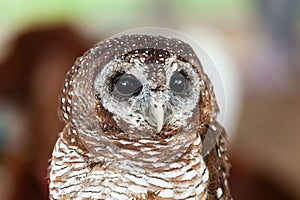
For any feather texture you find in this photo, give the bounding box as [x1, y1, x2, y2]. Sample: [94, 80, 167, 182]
[49, 34, 232, 199]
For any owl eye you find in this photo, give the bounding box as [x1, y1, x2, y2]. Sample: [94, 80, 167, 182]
[113, 73, 142, 97]
[169, 71, 188, 94]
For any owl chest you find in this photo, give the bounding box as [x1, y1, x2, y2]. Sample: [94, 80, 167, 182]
[76, 160, 209, 200]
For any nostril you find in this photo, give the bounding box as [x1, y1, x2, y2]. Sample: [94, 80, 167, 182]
[153, 103, 164, 108]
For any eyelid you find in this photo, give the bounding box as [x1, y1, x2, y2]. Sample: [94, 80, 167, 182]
[178, 70, 188, 78]
[170, 70, 188, 82]
[111, 72, 125, 86]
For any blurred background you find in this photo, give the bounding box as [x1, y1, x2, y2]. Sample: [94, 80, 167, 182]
[0, 0, 299, 199]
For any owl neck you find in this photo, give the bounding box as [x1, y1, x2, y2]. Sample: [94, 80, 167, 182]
[88, 131, 202, 172]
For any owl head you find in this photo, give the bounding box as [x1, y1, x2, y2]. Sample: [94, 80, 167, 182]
[59, 33, 219, 159]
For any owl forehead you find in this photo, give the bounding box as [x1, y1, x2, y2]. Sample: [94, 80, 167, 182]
[88, 34, 202, 70]
[121, 48, 180, 84]
[84, 35, 203, 84]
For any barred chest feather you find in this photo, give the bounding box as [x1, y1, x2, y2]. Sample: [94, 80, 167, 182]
[49, 129, 227, 200]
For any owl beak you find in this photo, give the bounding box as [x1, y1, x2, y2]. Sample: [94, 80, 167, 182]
[151, 100, 164, 133]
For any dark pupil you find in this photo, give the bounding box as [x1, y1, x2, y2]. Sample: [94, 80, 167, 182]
[170, 72, 187, 93]
[114, 74, 142, 97]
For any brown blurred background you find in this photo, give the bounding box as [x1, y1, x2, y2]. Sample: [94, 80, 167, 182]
[0, 0, 299, 199]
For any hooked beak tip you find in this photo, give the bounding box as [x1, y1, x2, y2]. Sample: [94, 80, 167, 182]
[151, 102, 164, 133]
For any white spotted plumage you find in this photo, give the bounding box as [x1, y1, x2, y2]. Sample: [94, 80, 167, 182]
[49, 34, 232, 199]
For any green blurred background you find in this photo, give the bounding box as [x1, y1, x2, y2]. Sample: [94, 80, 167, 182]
[0, 0, 254, 29]
[0, 0, 299, 199]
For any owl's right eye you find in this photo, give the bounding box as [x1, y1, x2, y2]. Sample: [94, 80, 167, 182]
[113, 73, 142, 97]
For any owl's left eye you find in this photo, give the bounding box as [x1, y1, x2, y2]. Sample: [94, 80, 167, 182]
[113, 73, 142, 97]
[169, 71, 188, 94]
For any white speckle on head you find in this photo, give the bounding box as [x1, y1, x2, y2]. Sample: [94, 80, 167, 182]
[217, 187, 223, 198]
[217, 149, 222, 158]
[63, 112, 69, 120]
[66, 106, 71, 113]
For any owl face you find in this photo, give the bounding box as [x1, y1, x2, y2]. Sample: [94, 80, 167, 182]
[94, 48, 202, 137]
[60, 34, 218, 155]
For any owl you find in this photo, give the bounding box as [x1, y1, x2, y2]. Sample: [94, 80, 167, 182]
[49, 34, 232, 200]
